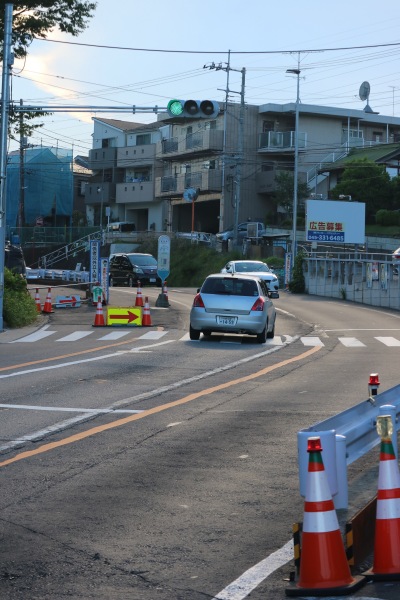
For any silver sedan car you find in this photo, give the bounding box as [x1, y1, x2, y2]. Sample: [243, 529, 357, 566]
[189, 273, 277, 343]
[220, 260, 279, 293]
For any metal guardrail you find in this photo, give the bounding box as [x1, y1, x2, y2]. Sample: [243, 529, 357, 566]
[297, 384, 400, 509]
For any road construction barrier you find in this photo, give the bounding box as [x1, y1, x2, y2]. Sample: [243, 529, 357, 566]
[34, 288, 41, 313]
[106, 307, 142, 327]
[286, 436, 365, 596]
[55, 295, 81, 308]
[298, 375, 400, 509]
[93, 299, 106, 327]
[142, 297, 152, 326]
[42, 287, 53, 314]
[135, 281, 144, 307]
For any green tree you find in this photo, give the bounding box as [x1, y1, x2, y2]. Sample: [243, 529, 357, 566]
[289, 251, 306, 294]
[272, 171, 310, 222]
[0, 1, 97, 139]
[330, 158, 392, 222]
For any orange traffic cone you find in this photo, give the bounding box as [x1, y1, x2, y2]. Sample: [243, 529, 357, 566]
[35, 288, 41, 313]
[135, 280, 144, 307]
[286, 436, 365, 596]
[93, 299, 106, 327]
[142, 296, 152, 326]
[42, 287, 53, 314]
[364, 433, 400, 580]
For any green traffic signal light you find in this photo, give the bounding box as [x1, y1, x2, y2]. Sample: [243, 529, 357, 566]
[167, 99, 184, 116]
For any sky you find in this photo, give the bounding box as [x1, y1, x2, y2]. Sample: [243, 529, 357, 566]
[6, 0, 400, 154]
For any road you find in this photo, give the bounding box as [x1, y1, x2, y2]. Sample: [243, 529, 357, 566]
[0, 286, 399, 599]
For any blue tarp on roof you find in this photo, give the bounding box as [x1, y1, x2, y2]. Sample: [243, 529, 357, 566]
[5, 146, 73, 227]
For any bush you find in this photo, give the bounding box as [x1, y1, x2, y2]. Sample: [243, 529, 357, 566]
[289, 251, 306, 293]
[3, 268, 38, 328]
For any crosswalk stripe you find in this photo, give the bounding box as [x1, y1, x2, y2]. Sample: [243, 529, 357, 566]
[12, 331, 56, 343]
[56, 331, 94, 342]
[375, 336, 400, 346]
[138, 331, 168, 340]
[338, 337, 366, 347]
[97, 331, 131, 341]
[300, 336, 325, 346]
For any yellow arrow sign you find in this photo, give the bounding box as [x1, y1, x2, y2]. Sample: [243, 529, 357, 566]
[106, 307, 142, 326]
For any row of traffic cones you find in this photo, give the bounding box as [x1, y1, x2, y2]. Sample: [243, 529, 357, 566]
[287, 423, 400, 596]
[35, 287, 54, 314]
[93, 296, 153, 327]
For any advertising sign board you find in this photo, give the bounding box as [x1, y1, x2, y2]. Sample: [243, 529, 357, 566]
[306, 200, 365, 244]
[90, 240, 100, 286]
[157, 235, 171, 283]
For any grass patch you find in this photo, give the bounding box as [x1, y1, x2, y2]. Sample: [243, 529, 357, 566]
[4, 268, 38, 328]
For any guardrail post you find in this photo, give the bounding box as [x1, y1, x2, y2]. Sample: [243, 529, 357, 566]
[379, 404, 397, 459]
[334, 434, 348, 509]
[298, 429, 337, 497]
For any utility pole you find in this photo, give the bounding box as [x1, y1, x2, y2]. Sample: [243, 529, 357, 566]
[19, 99, 26, 234]
[287, 52, 301, 261]
[205, 58, 246, 246]
[0, 3, 14, 332]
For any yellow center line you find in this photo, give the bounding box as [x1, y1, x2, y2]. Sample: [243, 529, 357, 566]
[0, 345, 321, 468]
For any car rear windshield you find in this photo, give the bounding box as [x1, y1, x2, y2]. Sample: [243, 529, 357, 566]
[235, 262, 270, 272]
[202, 277, 258, 296]
[127, 254, 157, 266]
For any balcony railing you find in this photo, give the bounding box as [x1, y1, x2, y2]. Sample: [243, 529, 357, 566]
[258, 130, 307, 151]
[158, 129, 223, 158]
[155, 169, 222, 197]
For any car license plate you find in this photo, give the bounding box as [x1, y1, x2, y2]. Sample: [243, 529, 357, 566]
[216, 315, 237, 326]
[149, 278, 156, 282]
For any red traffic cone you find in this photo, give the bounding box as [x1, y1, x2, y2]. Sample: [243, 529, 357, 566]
[142, 296, 152, 326]
[135, 280, 144, 307]
[93, 299, 106, 327]
[42, 287, 53, 314]
[364, 433, 400, 580]
[286, 436, 365, 596]
[35, 288, 42, 313]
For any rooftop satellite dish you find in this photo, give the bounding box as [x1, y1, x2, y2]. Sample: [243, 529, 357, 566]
[359, 81, 370, 101]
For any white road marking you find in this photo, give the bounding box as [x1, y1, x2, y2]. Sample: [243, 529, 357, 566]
[12, 330, 56, 343]
[0, 404, 143, 414]
[214, 539, 293, 599]
[138, 330, 168, 340]
[56, 331, 94, 342]
[300, 336, 325, 346]
[97, 331, 131, 340]
[338, 337, 366, 347]
[375, 336, 400, 346]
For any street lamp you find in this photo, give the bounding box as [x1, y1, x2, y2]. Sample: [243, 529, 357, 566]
[286, 65, 300, 262]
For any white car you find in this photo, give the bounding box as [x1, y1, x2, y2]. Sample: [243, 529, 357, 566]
[189, 273, 277, 343]
[220, 260, 279, 294]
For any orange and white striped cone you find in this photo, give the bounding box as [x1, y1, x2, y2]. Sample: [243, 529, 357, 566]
[286, 436, 365, 596]
[93, 299, 106, 327]
[163, 280, 169, 302]
[135, 280, 144, 307]
[35, 288, 42, 313]
[42, 287, 53, 314]
[142, 296, 152, 326]
[364, 434, 400, 580]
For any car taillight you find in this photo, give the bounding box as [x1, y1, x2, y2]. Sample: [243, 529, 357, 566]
[251, 297, 264, 311]
[193, 293, 205, 308]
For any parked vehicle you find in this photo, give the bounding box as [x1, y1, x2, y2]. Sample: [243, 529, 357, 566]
[216, 221, 266, 243]
[220, 260, 279, 294]
[392, 247, 400, 262]
[109, 253, 161, 287]
[189, 273, 277, 343]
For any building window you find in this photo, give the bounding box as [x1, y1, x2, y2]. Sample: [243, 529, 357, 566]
[136, 133, 151, 145]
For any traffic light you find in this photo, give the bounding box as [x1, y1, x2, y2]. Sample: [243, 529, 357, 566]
[167, 99, 220, 119]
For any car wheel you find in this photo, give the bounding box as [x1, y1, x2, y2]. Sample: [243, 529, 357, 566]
[256, 324, 267, 344]
[189, 325, 201, 340]
[128, 276, 134, 287]
[267, 322, 275, 339]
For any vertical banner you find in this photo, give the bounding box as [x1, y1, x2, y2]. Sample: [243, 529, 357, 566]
[284, 252, 292, 289]
[380, 263, 388, 290]
[100, 257, 109, 304]
[90, 240, 100, 287]
[157, 235, 171, 284]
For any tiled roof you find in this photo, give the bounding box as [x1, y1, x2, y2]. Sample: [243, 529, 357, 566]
[322, 143, 400, 172]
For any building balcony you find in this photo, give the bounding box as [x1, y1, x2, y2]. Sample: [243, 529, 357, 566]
[116, 144, 156, 167]
[155, 169, 222, 197]
[156, 129, 224, 159]
[115, 181, 155, 204]
[84, 182, 116, 205]
[258, 131, 307, 152]
[88, 147, 117, 169]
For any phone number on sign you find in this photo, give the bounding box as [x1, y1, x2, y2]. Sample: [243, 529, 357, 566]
[307, 232, 345, 242]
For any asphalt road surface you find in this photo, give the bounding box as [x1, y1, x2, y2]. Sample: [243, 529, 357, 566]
[0, 285, 399, 599]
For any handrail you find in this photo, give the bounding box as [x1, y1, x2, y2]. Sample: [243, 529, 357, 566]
[297, 384, 400, 509]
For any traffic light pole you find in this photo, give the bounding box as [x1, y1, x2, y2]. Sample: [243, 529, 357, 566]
[0, 4, 13, 332]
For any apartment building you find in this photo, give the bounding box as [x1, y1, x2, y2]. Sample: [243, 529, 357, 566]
[85, 102, 400, 233]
